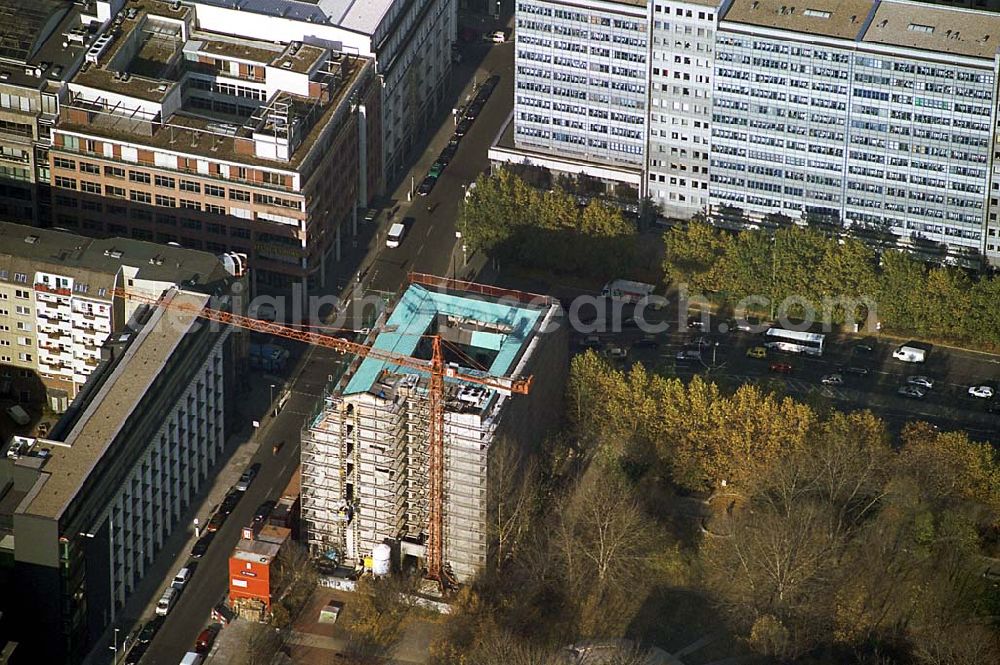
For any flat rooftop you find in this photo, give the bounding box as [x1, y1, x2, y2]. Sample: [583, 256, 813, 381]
[0, 221, 234, 296]
[62, 52, 370, 168]
[0, 0, 90, 89]
[19, 290, 209, 520]
[191, 0, 394, 36]
[343, 284, 545, 396]
[722, 0, 876, 39]
[862, 0, 1000, 57]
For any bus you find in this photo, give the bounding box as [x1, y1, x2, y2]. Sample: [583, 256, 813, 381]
[763, 328, 825, 357]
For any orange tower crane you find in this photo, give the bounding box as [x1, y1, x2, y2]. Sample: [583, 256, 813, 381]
[114, 274, 536, 585]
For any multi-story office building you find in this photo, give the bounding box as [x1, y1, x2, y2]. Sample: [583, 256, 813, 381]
[0, 0, 95, 225]
[190, 0, 457, 186]
[48, 0, 381, 299]
[712, 0, 1000, 264]
[0, 281, 244, 664]
[0, 221, 243, 405]
[647, 1, 718, 218]
[301, 279, 566, 582]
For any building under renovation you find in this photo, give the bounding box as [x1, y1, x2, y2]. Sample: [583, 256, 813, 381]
[300, 279, 567, 582]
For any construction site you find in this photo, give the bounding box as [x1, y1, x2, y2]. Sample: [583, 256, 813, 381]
[300, 276, 567, 583]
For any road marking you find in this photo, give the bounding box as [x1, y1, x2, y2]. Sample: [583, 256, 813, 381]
[417, 243, 425, 256]
[426, 224, 434, 237]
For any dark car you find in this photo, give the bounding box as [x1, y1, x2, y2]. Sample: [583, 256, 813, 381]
[123, 641, 148, 665]
[220, 489, 241, 515]
[206, 511, 226, 533]
[440, 142, 458, 162]
[191, 533, 214, 558]
[417, 176, 437, 196]
[253, 500, 277, 524]
[769, 362, 793, 374]
[633, 334, 660, 349]
[455, 118, 473, 137]
[136, 616, 165, 645]
[479, 74, 500, 97]
[195, 625, 220, 654]
[839, 365, 871, 376]
[465, 100, 485, 121]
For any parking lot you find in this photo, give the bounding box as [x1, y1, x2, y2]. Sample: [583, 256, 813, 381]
[569, 306, 1000, 441]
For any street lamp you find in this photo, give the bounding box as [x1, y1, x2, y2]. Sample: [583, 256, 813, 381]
[270, 383, 276, 417]
[109, 627, 119, 663]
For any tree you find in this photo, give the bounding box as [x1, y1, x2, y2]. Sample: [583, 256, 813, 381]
[875, 251, 927, 333]
[486, 437, 539, 570]
[662, 221, 728, 291]
[343, 574, 419, 663]
[234, 622, 282, 665]
[271, 540, 317, 613]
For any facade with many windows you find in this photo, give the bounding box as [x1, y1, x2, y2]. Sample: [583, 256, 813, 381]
[713, 0, 999, 263]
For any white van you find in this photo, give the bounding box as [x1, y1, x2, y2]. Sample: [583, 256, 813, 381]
[179, 652, 204, 665]
[386, 222, 406, 248]
[155, 587, 178, 616]
[171, 567, 191, 590]
[892, 345, 926, 363]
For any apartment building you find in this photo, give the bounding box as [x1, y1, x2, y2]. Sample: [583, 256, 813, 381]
[47, 0, 381, 299]
[301, 279, 567, 582]
[712, 0, 1000, 264]
[0, 221, 243, 406]
[1, 283, 243, 664]
[647, 1, 718, 218]
[189, 0, 457, 185]
[0, 0, 94, 225]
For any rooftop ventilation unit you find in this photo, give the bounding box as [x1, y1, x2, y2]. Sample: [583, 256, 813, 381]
[86, 33, 114, 64]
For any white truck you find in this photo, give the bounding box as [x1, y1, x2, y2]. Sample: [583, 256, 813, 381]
[601, 279, 655, 304]
[892, 344, 926, 363]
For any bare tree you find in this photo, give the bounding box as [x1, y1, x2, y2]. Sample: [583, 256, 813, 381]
[234, 622, 281, 665]
[271, 540, 317, 617]
[342, 573, 419, 663]
[487, 437, 539, 570]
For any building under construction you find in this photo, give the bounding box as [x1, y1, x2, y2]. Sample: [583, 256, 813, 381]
[300, 278, 567, 582]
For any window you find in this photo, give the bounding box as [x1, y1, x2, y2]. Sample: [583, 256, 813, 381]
[104, 165, 125, 178]
[16, 321, 30, 331]
[205, 184, 225, 198]
[129, 170, 151, 184]
[206, 203, 226, 215]
[81, 181, 101, 194]
[53, 157, 75, 170]
[130, 190, 151, 204]
[106, 185, 125, 198]
[228, 188, 250, 202]
[180, 199, 201, 211]
[155, 175, 176, 188]
[231, 227, 250, 239]
[181, 218, 202, 230]
[14, 289, 28, 298]
[54, 176, 76, 189]
[179, 180, 201, 193]
[17, 353, 32, 363]
[155, 195, 176, 207]
[79, 162, 100, 174]
[15, 305, 30, 315]
[261, 172, 284, 186]
[13, 273, 27, 284]
[17, 337, 31, 346]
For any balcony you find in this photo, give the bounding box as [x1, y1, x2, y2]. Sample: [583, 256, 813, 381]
[35, 283, 71, 297]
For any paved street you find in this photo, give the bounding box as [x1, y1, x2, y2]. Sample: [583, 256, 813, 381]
[124, 10, 517, 665]
[570, 306, 1000, 441]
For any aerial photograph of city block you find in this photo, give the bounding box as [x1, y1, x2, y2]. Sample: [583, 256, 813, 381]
[0, 0, 997, 664]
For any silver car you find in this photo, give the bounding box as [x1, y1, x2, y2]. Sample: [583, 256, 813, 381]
[898, 385, 927, 399]
[906, 376, 934, 390]
[821, 374, 843, 386]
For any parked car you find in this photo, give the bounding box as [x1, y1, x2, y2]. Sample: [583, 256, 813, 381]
[123, 642, 149, 665]
[386, 222, 406, 248]
[969, 385, 995, 399]
[464, 100, 485, 121]
[479, 74, 501, 96]
[854, 340, 877, 353]
[195, 626, 220, 654]
[136, 616, 165, 645]
[417, 175, 437, 196]
[155, 588, 179, 616]
[821, 374, 843, 386]
[633, 334, 660, 349]
[839, 365, 870, 376]
[898, 385, 927, 399]
[769, 362, 793, 374]
[190, 533, 214, 558]
[489, 30, 506, 43]
[455, 118, 473, 137]
[253, 500, 277, 524]
[219, 489, 241, 515]
[579, 335, 602, 350]
[235, 463, 260, 492]
[906, 376, 935, 390]
[440, 142, 459, 163]
[733, 316, 763, 333]
[686, 315, 706, 329]
[676, 348, 702, 362]
[206, 511, 226, 533]
[428, 161, 445, 178]
[605, 345, 628, 360]
[362, 208, 378, 224]
[172, 567, 192, 590]
[746, 346, 767, 359]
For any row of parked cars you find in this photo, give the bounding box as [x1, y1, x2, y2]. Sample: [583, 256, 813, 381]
[122, 463, 263, 664]
[417, 75, 500, 197]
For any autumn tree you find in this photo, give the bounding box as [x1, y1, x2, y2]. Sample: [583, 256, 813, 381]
[342, 574, 420, 663]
